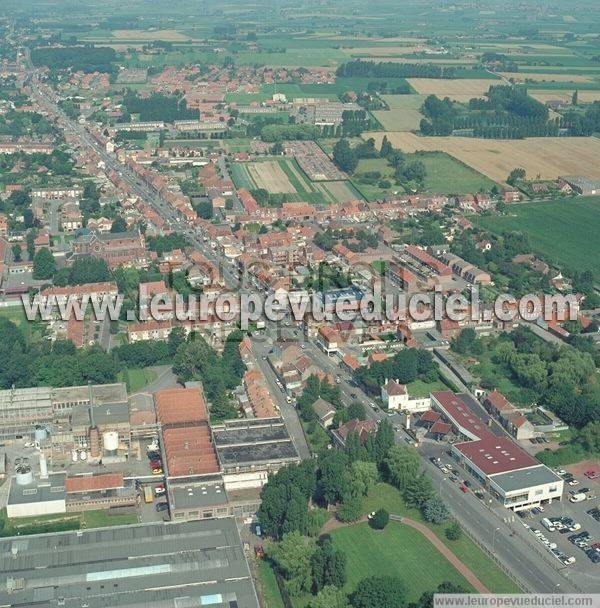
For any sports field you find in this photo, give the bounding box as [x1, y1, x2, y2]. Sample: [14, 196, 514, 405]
[479, 197, 600, 274]
[369, 132, 600, 182]
[330, 522, 473, 602]
[230, 158, 362, 204]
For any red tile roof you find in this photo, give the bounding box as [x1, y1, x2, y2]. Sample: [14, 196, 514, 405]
[65, 473, 123, 493]
[155, 387, 208, 426]
[453, 436, 538, 475]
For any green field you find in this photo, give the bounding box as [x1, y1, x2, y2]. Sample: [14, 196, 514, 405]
[330, 523, 473, 602]
[117, 367, 157, 393]
[257, 560, 285, 608]
[361, 484, 521, 594]
[352, 152, 496, 200]
[0, 507, 137, 537]
[479, 197, 600, 274]
[406, 376, 449, 398]
[374, 94, 426, 131]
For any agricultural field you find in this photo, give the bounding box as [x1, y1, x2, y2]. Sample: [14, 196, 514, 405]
[529, 90, 600, 104]
[373, 94, 426, 131]
[500, 72, 595, 84]
[479, 197, 600, 274]
[369, 132, 600, 183]
[407, 78, 499, 100]
[230, 158, 362, 204]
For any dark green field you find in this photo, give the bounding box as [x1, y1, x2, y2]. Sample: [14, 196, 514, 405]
[479, 197, 600, 274]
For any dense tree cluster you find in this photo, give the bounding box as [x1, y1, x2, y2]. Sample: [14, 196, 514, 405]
[354, 349, 438, 396]
[337, 60, 454, 79]
[122, 92, 197, 122]
[30, 45, 117, 73]
[146, 233, 189, 256]
[0, 320, 118, 389]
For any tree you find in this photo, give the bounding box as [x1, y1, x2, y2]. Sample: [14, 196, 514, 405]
[110, 217, 128, 233]
[333, 139, 358, 173]
[350, 576, 406, 608]
[11, 243, 22, 262]
[67, 257, 110, 285]
[167, 326, 187, 356]
[351, 460, 379, 496]
[384, 445, 420, 491]
[572, 90, 578, 106]
[422, 495, 450, 524]
[311, 537, 347, 592]
[309, 586, 350, 608]
[318, 450, 348, 505]
[404, 473, 434, 508]
[445, 521, 462, 541]
[507, 167, 526, 185]
[348, 401, 366, 421]
[337, 473, 364, 523]
[367, 419, 395, 463]
[369, 508, 389, 530]
[33, 247, 56, 279]
[266, 531, 315, 597]
[380, 135, 393, 158]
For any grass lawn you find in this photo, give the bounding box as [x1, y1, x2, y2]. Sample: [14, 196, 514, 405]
[82, 510, 138, 528]
[479, 196, 600, 274]
[406, 376, 449, 398]
[0, 508, 137, 537]
[257, 560, 285, 608]
[0, 305, 27, 327]
[330, 522, 474, 602]
[360, 484, 521, 593]
[117, 368, 157, 393]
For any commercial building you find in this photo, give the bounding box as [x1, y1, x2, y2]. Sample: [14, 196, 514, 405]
[0, 518, 260, 608]
[430, 391, 563, 511]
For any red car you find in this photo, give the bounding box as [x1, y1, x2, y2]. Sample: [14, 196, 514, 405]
[460, 485, 468, 493]
[150, 460, 161, 469]
[585, 470, 598, 479]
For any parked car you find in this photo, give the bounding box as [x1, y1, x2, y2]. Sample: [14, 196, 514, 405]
[152, 468, 163, 475]
[460, 485, 468, 493]
[155, 502, 169, 512]
[568, 479, 580, 486]
[154, 485, 165, 496]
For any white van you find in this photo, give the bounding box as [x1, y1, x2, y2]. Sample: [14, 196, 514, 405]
[569, 493, 586, 503]
[541, 518, 556, 532]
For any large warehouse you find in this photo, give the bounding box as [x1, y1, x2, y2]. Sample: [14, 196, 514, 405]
[431, 391, 563, 511]
[0, 518, 259, 608]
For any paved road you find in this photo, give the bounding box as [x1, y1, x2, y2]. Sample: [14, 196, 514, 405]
[421, 442, 582, 593]
[250, 339, 311, 460]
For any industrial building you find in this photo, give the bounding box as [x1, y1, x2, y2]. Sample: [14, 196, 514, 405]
[0, 518, 260, 608]
[212, 418, 300, 490]
[430, 391, 563, 511]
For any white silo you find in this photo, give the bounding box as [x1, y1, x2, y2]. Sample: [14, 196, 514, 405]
[103, 431, 119, 455]
[15, 465, 34, 486]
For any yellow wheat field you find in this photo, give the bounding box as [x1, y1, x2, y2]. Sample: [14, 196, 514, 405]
[368, 132, 600, 182]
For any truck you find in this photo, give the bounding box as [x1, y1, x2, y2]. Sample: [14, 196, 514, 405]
[143, 486, 153, 504]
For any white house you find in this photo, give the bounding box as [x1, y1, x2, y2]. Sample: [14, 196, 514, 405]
[381, 379, 431, 413]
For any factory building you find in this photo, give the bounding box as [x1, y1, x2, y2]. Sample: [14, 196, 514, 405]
[0, 518, 260, 608]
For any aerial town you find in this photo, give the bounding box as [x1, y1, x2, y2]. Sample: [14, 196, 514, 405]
[0, 1, 599, 607]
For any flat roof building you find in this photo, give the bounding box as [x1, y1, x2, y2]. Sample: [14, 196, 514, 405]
[0, 518, 260, 608]
[430, 391, 563, 511]
[212, 418, 300, 490]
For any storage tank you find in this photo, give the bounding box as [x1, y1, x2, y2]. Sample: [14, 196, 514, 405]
[34, 427, 48, 443]
[103, 431, 119, 454]
[15, 465, 34, 486]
